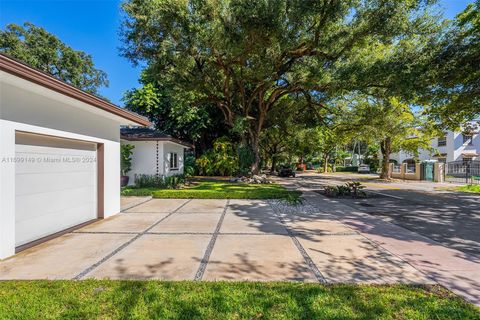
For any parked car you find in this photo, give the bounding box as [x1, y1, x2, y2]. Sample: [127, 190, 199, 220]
[357, 164, 371, 173]
[278, 167, 296, 177]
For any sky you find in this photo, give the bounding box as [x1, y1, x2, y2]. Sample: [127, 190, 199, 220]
[0, 0, 475, 106]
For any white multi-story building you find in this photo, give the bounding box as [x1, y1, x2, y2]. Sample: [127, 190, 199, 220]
[391, 121, 479, 164]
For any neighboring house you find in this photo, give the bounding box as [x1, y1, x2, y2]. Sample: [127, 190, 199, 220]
[0, 54, 150, 259]
[120, 127, 193, 185]
[391, 121, 480, 164]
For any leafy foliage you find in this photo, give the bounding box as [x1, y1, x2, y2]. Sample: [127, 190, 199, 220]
[195, 138, 238, 176]
[123, 74, 226, 146]
[120, 144, 134, 176]
[421, 1, 480, 127]
[133, 174, 186, 189]
[345, 96, 436, 178]
[183, 154, 196, 178]
[324, 182, 366, 198]
[120, 0, 438, 172]
[0, 22, 108, 95]
[237, 145, 255, 175]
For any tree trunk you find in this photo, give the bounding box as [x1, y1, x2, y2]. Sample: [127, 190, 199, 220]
[250, 133, 261, 174]
[380, 137, 392, 179]
[271, 155, 277, 173]
[323, 154, 329, 173]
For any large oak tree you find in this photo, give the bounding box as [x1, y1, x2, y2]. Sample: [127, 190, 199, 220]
[121, 0, 438, 173]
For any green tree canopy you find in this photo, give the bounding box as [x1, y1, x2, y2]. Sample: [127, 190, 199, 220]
[121, 0, 438, 173]
[0, 22, 108, 95]
[346, 95, 435, 178]
[421, 1, 480, 127]
[123, 72, 231, 152]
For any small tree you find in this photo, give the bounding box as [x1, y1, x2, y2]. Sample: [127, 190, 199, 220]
[350, 96, 435, 179]
[121, 144, 135, 176]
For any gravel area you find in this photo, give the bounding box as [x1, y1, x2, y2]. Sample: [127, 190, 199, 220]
[267, 199, 319, 215]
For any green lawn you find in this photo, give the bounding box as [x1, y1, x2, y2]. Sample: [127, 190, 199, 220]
[456, 184, 480, 193]
[0, 281, 478, 319]
[122, 181, 301, 200]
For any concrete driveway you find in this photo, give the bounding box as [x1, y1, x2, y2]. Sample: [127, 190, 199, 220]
[0, 198, 430, 284]
[296, 172, 480, 259]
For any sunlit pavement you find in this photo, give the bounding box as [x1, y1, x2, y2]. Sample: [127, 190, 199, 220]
[281, 172, 480, 305]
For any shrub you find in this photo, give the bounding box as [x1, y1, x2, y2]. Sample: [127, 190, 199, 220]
[196, 138, 238, 176]
[316, 165, 333, 173]
[134, 174, 185, 189]
[346, 181, 366, 197]
[237, 144, 254, 175]
[323, 181, 366, 198]
[336, 166, 358, 172]
[120, 144, 134, 176]
[184, 154, 196, 177]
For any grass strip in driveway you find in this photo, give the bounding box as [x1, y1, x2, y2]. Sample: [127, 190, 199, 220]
[123, 181, 301, 200]
[0, 281, 478, 319]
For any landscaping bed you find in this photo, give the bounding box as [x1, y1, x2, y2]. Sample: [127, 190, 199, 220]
[456, 185, 480, 194]
[122, 181, 301, 200]
[0, 281, 478, 319]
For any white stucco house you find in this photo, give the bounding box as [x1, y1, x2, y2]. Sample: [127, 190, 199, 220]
[0, 54, 151, 259]
[120, 127, 193, 185]
[391, 121, 480, 164]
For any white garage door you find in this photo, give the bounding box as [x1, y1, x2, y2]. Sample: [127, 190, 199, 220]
[15, 132, 98, 246]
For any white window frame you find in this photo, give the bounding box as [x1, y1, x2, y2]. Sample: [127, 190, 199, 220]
[169, 152, 178, 170]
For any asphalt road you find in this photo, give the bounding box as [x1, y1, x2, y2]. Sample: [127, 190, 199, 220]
[297, 173, 480, 259]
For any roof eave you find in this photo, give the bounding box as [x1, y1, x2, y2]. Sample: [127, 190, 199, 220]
[121, 136, 194, 148]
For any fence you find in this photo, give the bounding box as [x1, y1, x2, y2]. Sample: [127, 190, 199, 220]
[445, 160, 480, 184]
[389, 163, 422, 180]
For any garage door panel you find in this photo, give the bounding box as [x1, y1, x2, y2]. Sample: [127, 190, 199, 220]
[16, 171, 96, 196]
[15, 133, 98, 247]
[16, 186, 96, 222]
[15, 202, 97, 246]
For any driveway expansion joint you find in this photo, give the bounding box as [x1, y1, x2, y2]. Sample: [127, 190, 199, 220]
[267, 200, 327, 284]
[298, 184, 438, 285]
[194, 199, 230, 281]
[120, 196, 153, 212]
[73, 199, 193, 280]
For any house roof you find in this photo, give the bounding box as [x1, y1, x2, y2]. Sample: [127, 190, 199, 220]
[0, 53, 151, 127]
[120, 127, 194, 148]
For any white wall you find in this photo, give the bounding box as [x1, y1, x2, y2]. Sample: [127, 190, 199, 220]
[163, 142, 185, 177]
[390, 125, 479, 163]
[123, 140, 185, 184]
[0, 76, 125, 259]
[124, 140, 158, 185]
[452, 131, 479, 161]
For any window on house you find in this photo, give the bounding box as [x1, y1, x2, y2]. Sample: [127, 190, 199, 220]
[463, 134, 473, 145]
[169, 152, 178, 169]
[437, 134, 447, 147]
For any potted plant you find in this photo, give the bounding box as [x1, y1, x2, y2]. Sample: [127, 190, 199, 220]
[121, 144, 134, 187]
